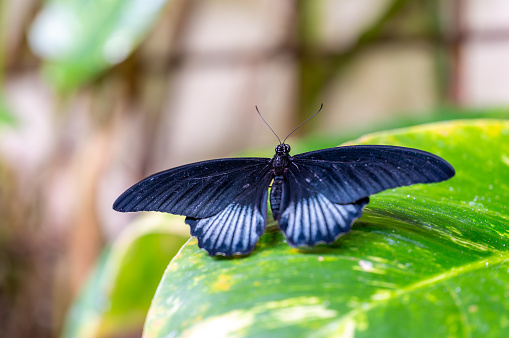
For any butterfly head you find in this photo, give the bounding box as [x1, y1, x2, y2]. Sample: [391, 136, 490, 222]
[275, 143, 291, 155]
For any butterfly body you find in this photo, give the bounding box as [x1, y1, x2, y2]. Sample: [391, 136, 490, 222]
[270, 143, 292, 220]
[114, 144, 454, 256]
[270, 175, 285, 221]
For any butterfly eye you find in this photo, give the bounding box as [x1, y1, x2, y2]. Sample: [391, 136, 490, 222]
[285, 144, 291, 153]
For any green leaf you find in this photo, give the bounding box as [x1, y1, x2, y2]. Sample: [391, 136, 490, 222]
[144, 119, 509, 337]
[62, 214, 189, 338]
[28, 0, 168, 90]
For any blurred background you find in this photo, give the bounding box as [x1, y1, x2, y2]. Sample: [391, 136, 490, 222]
[1, 0, 509, 337]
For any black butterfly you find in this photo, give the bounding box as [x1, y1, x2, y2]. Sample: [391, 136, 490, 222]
[113, 108, 455, 256]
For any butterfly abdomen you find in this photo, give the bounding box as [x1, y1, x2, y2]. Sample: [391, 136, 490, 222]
[270, 175, 284, 220]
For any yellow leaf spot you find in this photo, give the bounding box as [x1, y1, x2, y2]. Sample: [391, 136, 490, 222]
[436, 127, 451, 137]
[212, 274, 232, 292]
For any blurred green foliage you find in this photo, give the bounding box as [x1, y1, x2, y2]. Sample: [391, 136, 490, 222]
[29, 0, 169, 90]
[62, 214, 189, 338]
[291, 106, 509, 155]
[0, 97, 15, 128]
[244, 106, 509, 158]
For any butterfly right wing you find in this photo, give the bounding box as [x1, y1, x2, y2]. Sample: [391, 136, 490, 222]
[277, 145, 454, 247]
[113, 158, 272, 218]
[291, 145, 455, 204]
[185, 171, 273, 256]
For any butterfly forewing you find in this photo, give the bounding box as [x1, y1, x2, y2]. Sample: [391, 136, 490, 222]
[185, 171, 273, 256]
[291, 145, 455, 204]
[113, 158, 271, 218]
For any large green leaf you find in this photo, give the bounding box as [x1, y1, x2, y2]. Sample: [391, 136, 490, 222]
[62, 214, 189, 338]
[144, 119, 509, 337]
[28, 0, 168, 90]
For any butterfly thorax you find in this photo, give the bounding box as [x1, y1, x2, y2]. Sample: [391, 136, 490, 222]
[270, 144, 292, 219]
[271, 143, 291, 175]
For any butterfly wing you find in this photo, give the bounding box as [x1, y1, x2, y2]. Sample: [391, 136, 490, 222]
[113, 158, 272, 218]
[185, 171, 273, 256]
[278, 145, 454, 246]
[291, 145, 455, 204]
[278, 169, 369, 246]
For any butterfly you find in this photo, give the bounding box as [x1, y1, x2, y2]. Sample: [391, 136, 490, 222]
[113, 106, 455, 256]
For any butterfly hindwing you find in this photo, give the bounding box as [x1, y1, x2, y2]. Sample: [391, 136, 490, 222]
[185, 171, 273, 256]
[113, 158, 271, 218]
[278, 171, 369, 246]
[291, 145, 455, 204]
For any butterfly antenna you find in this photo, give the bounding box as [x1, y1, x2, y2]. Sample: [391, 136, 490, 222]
[256, 106, 281, 144]
[283, 103, 323, 143]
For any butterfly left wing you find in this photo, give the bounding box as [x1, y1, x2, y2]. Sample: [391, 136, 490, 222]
[113, 158, 271, 218]
[185, 171, 273, 256]
[278, 170, 369, 247]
